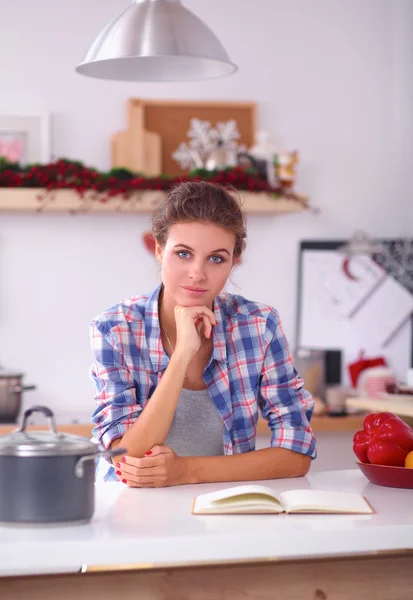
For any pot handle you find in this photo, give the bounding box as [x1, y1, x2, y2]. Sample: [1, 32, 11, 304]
[74, 447, 127, 479]
[12, 385, 37, 393]
[17, 405, 58, 435]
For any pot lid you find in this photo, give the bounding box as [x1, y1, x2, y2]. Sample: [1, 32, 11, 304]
[0, 368, 24, 379]
[0, 405, 96, 457]
[0, 430, 97, 457]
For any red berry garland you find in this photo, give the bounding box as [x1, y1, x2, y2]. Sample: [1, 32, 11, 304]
[0, 158, 303, 204]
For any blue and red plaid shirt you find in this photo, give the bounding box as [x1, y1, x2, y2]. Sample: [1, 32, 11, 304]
[90, 284, 317, 481]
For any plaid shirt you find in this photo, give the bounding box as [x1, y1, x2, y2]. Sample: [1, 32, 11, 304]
[90, 284, 317, 481]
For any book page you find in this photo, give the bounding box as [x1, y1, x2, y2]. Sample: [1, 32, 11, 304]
[193, 484, 284, 514]
[193, 494, 284, 514]
[195, 484, 280, 504]
[280, 490, 373, 514]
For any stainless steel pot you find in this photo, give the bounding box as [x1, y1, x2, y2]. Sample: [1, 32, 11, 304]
[0, 369, 36, 423]
[0, 405, 126, 524]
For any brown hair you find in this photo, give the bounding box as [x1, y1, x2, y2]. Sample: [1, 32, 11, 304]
[152, 181, 247, 258]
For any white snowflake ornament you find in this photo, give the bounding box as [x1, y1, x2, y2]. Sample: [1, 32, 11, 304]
[171, 142, 202, 171]
[172, 118, 246, 170]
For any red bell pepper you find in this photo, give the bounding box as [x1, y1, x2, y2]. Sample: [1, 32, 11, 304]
[353, 412, 413, 466]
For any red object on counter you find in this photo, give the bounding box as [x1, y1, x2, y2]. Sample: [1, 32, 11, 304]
[348, 353, 387, 388]
[356, 462, 413, 489]
[353, 412, 413, 467]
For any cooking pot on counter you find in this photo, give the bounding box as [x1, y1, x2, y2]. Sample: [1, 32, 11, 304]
[0, 405, 126, 524]
[0, 368, 36, 423]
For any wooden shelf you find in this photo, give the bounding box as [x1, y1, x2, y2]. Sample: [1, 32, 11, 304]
[0, 188, 307, 215]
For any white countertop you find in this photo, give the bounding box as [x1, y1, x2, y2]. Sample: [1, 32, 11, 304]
[0, 469, 412, 577]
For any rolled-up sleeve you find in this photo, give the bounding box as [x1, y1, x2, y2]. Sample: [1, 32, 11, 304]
[258, 310, 317, 459]
[90, 320, 143, 451]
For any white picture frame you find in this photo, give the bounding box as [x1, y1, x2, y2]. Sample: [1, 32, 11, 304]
[0, 114, 51, 164]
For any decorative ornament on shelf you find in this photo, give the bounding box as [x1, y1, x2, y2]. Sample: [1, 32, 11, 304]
[246, 131, 279, 187]
[237, 133, 300, 191]
[274, 150, 299, 189]
[172, 118, 246, 171]
[0, 158, 299, 195]
[0, 157, 311, 213]
[142, 232, 156, 255]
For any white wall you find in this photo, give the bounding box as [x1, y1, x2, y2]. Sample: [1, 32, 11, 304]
[394, 0, 413, 236]
[0, 0, 412, 420]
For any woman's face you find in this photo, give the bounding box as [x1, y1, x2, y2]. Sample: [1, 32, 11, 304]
[156, 221, 237, 308]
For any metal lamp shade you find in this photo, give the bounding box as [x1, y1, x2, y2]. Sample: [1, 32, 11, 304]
[75, 0, 237, 82]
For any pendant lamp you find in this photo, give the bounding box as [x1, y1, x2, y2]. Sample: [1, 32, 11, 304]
[75, 0, 237, 82]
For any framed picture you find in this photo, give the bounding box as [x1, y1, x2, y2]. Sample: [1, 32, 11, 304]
[0, 114, 51, 164]
[296, 240, 413, 385]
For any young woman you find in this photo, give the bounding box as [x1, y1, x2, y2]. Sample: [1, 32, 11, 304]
[90, 181, 317, 485]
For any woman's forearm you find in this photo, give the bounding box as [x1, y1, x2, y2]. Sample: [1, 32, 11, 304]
[113, 350, 191, 458]
[184, 447, 311, 484]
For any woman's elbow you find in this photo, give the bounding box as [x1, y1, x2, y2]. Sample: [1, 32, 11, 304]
[294, 454, 312, 477]
[281, 451, 312, 478]
[269, 448, 313, 478]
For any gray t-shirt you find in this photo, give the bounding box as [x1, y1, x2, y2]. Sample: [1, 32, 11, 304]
[164, 387, 224, 456]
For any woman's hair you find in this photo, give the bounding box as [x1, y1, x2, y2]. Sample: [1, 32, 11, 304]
[152, 181, 247, 258]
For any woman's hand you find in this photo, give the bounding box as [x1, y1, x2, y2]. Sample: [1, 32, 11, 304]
[115, 446, 190, 488]
[174, 304, 216, 358]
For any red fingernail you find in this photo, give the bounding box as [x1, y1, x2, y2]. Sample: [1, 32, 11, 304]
[144, 450, 152, 456]
[115, 463, 120, 468]
[121, 456, 126, 462]
[116, 470, 122, 476]
[122, 479, 127, 484]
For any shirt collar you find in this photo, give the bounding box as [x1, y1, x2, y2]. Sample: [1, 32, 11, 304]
[144, 284, 227, 373]
[144, 284, 168, 374]
[211, 294, 227, 363]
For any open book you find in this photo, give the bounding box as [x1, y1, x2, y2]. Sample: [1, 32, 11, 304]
[191, 485, 374, 515]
